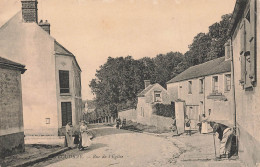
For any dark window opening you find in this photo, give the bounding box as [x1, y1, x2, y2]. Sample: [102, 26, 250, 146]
[61, 102, 72, 126]
[59, 70, 70, 93]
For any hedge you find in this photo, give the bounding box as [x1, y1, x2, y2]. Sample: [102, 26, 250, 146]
[152, 103, 175, 117]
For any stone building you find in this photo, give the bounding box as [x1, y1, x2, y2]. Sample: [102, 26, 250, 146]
[0, 0, 82, 136]
[0, 57, 26, 158]
[229, 0, 260, 166]
[136, 80, 170, 125]
[167, 54, 232, 133]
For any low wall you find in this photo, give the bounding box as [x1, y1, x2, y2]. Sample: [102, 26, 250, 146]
[150, 115, 173, 129]
[118, 108, 137, 121]
[137, 114, 173, 130]
[0, 132, 25, 158]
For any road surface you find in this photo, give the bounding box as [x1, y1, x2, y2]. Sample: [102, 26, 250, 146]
[34, 125, 180, 167]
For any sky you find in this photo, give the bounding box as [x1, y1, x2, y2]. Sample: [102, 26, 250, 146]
[0, 0, 236, 100]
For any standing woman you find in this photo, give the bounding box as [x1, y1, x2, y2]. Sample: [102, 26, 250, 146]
[65, 122, 74, 148]
[79, 121, 91, 150]
[185, 115, 191, 136]
[201, 114, 208, 134]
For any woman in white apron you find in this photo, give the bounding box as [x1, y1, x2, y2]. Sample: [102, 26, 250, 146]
[79, 121, 91, 150]
[65, 122, 74, 148]
[201, 114, 208, 134]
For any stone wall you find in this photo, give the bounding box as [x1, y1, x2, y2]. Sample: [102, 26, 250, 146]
[149, 115, 173, 129]
[0, 68, 24, 157]
[118, 108, 137, 121]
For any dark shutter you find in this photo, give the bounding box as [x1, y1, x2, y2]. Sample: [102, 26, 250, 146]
[240, 20, 246, 55]
[249, 0, 257, 84]
[59, 70, 70, 93]
[240, 20, 246, 85]
[61, 102, 72, 126]
[61, 102, 67, 126]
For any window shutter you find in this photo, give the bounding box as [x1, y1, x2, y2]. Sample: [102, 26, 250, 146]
[240, 20, 246, 85]
[249, 0, 256, 84]
[240, 54, 246, 85]
[240, 20, 246, 55]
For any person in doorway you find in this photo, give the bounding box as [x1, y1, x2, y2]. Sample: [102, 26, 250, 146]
[65, 122, 74, 148]
[79, 121, 92, 151]
[210, 122, 233, 158]
[201, 114, 208, 134]
[184, 115, 191, 136]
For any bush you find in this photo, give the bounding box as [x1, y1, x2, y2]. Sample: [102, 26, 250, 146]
[152, 103, 174, 117]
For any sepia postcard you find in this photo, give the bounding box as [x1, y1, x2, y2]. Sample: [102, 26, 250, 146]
[0, 0, 259, 166]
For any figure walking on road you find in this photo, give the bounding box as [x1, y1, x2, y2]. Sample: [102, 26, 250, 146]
[185, 115, 191, 136]
[79, 121, 92, 151]
[65, 122, 74, 148]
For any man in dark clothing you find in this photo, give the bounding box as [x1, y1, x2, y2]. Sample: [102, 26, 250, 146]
[210, 122, 233, 158]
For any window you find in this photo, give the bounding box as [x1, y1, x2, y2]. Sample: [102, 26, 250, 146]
[188, 81, 192, 94]
[199, 79, 204, 93]
[154, 91, 162, 102]
[45, 118, 50, 124]
[59, 70, 70, 93]
[212, 76, 218, 93]
[61, 102, 72, 126]
[225, 74, 231, 91]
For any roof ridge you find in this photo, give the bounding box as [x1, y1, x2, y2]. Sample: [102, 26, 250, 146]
[167, 57, 230, 84]
[0, 11, 22, 31]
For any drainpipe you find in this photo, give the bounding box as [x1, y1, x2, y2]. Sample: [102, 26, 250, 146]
[230, 38, 238, 154]
[203, 76, 206, 115]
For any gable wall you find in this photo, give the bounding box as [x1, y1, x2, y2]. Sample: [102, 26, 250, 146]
[0, 19, 58, 135]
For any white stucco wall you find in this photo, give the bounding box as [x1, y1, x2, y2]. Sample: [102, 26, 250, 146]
[0, 15, 59, 135]
[167, 72, 233, 123]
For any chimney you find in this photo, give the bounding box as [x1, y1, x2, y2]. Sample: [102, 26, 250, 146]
[144, 80, 151, 89]
[225, 39, 231, 60]
[39, 20, 50, 34]
[21, 0, 38, 23]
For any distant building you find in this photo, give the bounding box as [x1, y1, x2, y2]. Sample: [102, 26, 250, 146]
[0, 57, 26, 158]
[167, 54, 232, 133]
[0, 0, 82, 135]
[136, 80, 170, 125]
[229, 0, 260, 166]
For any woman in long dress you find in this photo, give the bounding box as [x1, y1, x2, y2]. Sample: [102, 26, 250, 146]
[185, 115, 191, 136]
[65, 122, 74, 148]
[79, 121, 91, 150]
[201, 114, 208, 134]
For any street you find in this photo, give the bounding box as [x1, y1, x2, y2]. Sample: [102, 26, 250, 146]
[32, 125, 180, 167]
[30, 124, 245, 167]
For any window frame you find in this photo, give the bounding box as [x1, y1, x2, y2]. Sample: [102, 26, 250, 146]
[154, 91, 162, 102]
[188, 81, 192, 94]
[212, 76, 219, 93]
[224, 74, 231, 92]
[199, 78, 204, 94]
[59, 70, 70, 94]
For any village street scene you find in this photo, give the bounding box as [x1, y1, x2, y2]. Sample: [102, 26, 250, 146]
[0, 0, 260, 167]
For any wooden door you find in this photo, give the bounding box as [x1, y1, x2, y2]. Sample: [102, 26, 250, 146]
[61, 102, 72, 126]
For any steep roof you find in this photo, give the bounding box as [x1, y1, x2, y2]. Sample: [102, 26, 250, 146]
[138, 83, 167, 97]
[54, 41, 73, 56]
[0, 56, 26, 73]
[54, 40, 82, 71]
[229, 0, 248, 35]
[0, 11, 81, 71]
[167, 57, 231, 84]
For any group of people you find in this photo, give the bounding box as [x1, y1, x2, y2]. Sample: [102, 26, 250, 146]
[65, 121, 93, 151]
[170, 114, 235, 159]
[116, 118, 126, 129]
